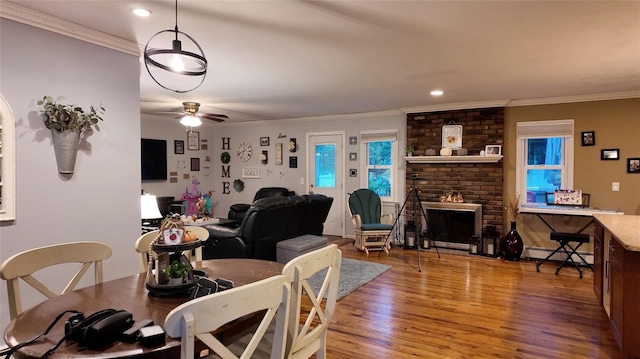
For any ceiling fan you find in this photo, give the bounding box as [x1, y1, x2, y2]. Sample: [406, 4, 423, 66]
[178, 102, 229, 127]
[148, 101, 228, 127]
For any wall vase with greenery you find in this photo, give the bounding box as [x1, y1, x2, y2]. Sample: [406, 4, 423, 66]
[38, 96, 105, 174]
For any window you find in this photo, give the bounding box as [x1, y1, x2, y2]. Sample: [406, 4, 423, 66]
[360, 130, 397, 201]
[516, 120, 574, 204]
[0, 93, 16, 221]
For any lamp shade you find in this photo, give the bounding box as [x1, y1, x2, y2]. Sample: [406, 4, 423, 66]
[141, 194, 163, 220]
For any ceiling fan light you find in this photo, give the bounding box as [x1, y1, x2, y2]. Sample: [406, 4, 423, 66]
[180, 115, 202, 127]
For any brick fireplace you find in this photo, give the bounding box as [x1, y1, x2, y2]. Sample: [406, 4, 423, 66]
[406, 107, 505, 237]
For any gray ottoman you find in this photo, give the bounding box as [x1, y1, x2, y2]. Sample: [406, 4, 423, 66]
[276, 235, 328, 264]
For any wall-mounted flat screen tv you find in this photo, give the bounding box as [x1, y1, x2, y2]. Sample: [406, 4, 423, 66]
[141, 138, 167, 181]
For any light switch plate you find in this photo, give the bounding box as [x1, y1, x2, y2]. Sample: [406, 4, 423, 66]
[612, 182, 620, 192]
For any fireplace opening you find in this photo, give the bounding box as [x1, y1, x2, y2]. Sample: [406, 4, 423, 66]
[420, 202, 482, 250]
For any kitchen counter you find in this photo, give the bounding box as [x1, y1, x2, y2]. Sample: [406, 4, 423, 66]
[593, 214, 640, 251]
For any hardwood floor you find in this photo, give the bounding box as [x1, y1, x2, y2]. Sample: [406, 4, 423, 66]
[325, 241, 624, 358]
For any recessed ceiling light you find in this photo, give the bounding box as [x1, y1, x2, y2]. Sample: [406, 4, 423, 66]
[131, 8, 151, 17]
[430, 90, 444, 96]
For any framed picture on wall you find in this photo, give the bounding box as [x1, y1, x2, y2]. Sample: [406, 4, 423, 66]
[442, 124, 463, 149]
[581, 131, 595, 146]
[627, 158, 640, 173]
[187, 131, 199, 150]
[174, 140, 185, 154]
[260, 137, 270, 146]
[191, 157, 200, 171]
[601, 149, 619, 160]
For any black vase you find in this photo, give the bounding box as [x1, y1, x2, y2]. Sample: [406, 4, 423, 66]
[502, 221, 524, 261]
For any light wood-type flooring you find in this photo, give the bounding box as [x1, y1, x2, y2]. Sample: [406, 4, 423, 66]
[324, 241, 624, 358]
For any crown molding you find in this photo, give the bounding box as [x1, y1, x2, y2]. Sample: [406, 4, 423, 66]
[0, 2, 140, 57]
[223, 109, 405, 127]
[506, 91, 640, 107]
[402, 100, 510, 114]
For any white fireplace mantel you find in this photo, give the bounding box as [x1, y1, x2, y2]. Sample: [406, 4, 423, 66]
[405, 155, 503, 164]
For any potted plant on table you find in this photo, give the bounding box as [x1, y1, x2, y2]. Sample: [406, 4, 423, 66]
[163, 260, 190, 285]
[38, 96, 105, 174]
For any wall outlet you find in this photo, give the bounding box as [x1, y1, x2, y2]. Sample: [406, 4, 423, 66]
[300, 177, 304, 185]
[612, 182, 620, 192]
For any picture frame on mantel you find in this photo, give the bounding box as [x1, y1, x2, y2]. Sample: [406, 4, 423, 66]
[442, 125, 462, 149]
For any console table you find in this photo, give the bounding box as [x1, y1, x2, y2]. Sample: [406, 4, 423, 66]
[593, 214, 640, 358]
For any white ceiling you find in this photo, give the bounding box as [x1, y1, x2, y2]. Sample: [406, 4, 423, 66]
[4, 1, 640, 123]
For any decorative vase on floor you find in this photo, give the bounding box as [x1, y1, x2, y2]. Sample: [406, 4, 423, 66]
[51, 129, 80, 174]
[502, 221, 524, 261]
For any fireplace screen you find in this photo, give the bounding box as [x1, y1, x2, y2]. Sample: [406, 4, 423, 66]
[420, 202, 482, 244]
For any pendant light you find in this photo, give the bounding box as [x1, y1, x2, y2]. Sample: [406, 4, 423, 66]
[144, 0, 207, 93]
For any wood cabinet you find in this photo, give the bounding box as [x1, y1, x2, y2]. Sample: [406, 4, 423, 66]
[608, 236, 640, 357]
[593, 222, 604, 304]
[595, 216, 640, 357]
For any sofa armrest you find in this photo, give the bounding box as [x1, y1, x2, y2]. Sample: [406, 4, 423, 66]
[204, 224, 240, 239]
[202, 225, 251, 259]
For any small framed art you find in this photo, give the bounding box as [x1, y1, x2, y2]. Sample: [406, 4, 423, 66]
[242, 167, 261, 178]
[191, 157, 200, 171]
[174, 140, 185, 154]
[581, 131, 595, 146]
[260, 137, 270, 146]
[485, 145, 502, 156]
[187, 131, 199, 150]
[627, 158, 640, 173]
[442, 124, 463, 149]
[601, 149, 619, 160]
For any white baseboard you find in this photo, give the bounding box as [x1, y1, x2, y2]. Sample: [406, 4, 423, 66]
[524, 247, 594, 265]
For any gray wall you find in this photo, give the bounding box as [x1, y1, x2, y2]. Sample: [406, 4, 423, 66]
[0, 19, 141, 334]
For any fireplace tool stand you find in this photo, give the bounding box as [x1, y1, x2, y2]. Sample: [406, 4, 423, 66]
[380, 174, 440, 272]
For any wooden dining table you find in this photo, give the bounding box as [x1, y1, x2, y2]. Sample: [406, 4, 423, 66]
[4, 258, 284, 359]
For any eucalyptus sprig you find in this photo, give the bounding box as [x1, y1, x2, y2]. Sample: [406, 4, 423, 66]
[38, 96, 105, 132]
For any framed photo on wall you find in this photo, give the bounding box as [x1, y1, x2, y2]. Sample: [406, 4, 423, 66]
[601, 149, 619, 160]
[581, 131, 595, 146]
[191, 157, 200, 171]
[260, 137, 270, 146]
[187, 131, 199, 150]
[627, 158, 640, 173]
[174, 140, 185, 154]
[442, 124, 463, 149]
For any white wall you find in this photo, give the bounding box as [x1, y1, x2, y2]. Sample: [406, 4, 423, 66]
[141, 112, 407, 236]
[0, 19, 141, 335]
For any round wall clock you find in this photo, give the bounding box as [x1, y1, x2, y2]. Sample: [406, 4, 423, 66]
[236, 141, 253, 162]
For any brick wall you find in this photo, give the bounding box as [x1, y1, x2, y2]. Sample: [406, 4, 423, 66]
[406, 107, 505, 235]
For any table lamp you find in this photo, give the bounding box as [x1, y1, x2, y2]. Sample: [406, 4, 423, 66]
[141, 193, 163, 228]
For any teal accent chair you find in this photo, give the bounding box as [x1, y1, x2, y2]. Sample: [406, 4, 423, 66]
[348, 189, 393, 255]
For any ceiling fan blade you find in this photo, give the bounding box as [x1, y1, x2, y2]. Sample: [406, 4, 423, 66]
[201, 114, 228, 122]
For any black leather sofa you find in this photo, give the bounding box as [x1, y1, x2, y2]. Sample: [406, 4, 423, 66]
[203, 194, 333, 261]
[227, 187, 295, 221]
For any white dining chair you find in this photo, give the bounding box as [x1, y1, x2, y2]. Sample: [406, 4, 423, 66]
[0, 241, 112, 320]
[281, 244, 341, 359]
[164, 274, 291, 359]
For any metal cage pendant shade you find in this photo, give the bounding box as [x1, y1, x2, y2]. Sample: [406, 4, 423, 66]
[143, 0, 207, 93]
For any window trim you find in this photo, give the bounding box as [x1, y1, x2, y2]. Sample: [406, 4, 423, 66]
[359, 129, 398, 201]
[0, 93, 16, 221]
[516, 120, 574, 205]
